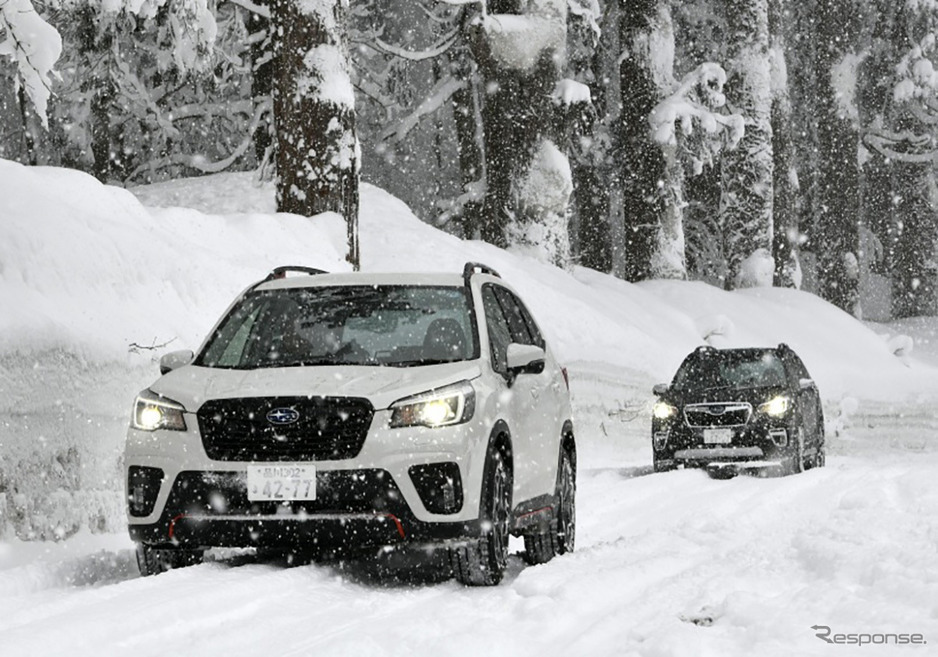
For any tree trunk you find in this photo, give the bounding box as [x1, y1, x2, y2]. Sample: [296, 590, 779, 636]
[570, 2, 610, 272]
[814, 0, 860, 313]
[271, 0, 359, 267]
[468, 0, 570, 265]
[248, 0, 274, 165]
[892, 162, 938, 317]
[450, 39, 484, 239]
[769, 0, 798, 288]
[720, 0, 774, 290]
[618, 0, 667, 281]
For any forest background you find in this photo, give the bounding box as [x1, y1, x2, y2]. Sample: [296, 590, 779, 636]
[3, 0, 938, 322]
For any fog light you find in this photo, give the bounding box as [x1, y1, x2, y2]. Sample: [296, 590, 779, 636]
[654, 431, 669, 450]
[769, 428, 788, 446]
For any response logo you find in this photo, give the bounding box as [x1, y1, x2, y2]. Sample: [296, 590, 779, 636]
[811, 625, 928, 647]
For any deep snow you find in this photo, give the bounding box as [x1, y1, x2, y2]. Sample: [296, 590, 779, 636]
[1, 159, 937, 656]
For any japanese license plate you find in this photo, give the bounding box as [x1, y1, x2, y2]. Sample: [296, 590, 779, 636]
[247, 464, 317, 501]
[703, 428, 733, 444]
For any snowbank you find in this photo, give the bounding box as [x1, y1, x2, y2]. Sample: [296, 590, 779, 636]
[2, 158, 938, 542]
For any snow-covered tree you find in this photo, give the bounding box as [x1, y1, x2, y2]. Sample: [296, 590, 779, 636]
[0, 0, 61, 128]
[271, 0, 359, 267]
[719, 0, 774, 290]
[768, 0, 799, 287]
[616, 0, 671, 281]
[465, 0, 572, 266]
[814, 0, 862, 314]
[860, 0, 938, 317]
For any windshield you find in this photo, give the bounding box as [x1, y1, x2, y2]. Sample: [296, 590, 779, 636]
[672, 350, 787, 392]
[197, 285, 478, 369]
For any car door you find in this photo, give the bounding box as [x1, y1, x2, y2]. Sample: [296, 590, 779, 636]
[489, 285, 561, 501]
[481, 285, 541, 504]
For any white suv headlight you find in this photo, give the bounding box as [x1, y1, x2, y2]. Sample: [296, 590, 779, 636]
[132, 389, 187, 431]
[390, 381, 475, 429]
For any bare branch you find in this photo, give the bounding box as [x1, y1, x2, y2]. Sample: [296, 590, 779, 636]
[371, 32, 459, 62]
[223, 0, 270, 19]
[380, 75, 464, 144]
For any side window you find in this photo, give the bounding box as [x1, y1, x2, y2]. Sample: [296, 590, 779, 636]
[482, 286, 512, 375]
[510, 292, 545, 349]
[491, 287, 531, 345]
[781, 351, 809, 386]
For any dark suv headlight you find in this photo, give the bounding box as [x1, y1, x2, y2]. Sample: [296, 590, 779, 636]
[132, 389, 187, 431]
[653, 401, 677, 420]
[390, 381, 475, 428]
[758, 395, 791, 417]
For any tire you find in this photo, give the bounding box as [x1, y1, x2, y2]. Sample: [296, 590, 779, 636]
[451, 448, 512, 586]
[785, 428, 805, 476]
[815, 421, 826, 468]
[523, 446, 576, 565]
[136, 543, 204, 577]
[653, 455, 675, 473]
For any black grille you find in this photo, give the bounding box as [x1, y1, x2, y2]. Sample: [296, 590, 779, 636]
[684, 403, 751, 428]
[197, 396, 374, 461]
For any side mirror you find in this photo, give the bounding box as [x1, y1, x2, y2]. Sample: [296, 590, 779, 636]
[160, 349, 195, 375]
[652, 383, 669, 396]
[799, 378, 815, 391]
[506, 343, 545, 374]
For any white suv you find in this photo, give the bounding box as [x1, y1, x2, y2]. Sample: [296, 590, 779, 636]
[126, 263, 576, 585]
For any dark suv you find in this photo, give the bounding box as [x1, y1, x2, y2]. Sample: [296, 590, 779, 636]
[651, 344, 825, 475]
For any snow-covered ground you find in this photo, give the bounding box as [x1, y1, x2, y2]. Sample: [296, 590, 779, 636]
[1, 159, 937, 655]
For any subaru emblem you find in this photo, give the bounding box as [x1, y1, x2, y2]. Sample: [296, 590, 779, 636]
[267, 407, 300, 425]
[707, 406, 725, 415]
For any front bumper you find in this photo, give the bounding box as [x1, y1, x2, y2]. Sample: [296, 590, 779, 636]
[128, 467, 480, 550]
[653, 419, 797, 467]
[126, 403, 492, 549]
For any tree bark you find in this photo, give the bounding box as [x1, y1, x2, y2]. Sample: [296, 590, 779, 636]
[769, 0, 798, 288]
[618, 0, 667, 282]
[720, 0, 774, 290]
[814, 0, 860, 313]
[271, 0, 359, 268]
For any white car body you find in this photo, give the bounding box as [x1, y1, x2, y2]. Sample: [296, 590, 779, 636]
[125, 267, 574, 560]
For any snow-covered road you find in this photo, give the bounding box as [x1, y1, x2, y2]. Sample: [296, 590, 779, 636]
[1, 388, 935, 657]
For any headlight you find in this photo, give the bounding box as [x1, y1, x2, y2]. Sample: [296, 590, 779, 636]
[653, 401, 677, 420]
[390, 381, 475, 429]
[132, 390, 187, 431]
[759, 395, 791, 417]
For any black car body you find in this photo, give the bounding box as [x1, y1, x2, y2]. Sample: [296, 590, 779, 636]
[651, 344, 825, 475]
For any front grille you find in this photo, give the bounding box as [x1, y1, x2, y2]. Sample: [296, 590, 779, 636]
[684, 402, 751, 428]
[197, 396, 374, 461]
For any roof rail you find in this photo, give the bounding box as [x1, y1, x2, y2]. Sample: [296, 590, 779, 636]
[250, 265, 328, 291]
[266, 265, 328, 280]
[463, 262, 501, 284]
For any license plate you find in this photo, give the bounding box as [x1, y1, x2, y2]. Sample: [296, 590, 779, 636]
[247, 464, 316, 501]
[703, 428, 733, 444]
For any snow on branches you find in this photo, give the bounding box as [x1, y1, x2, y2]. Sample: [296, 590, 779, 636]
[0, 0, 61, 127]
[650, 63, 744, 176]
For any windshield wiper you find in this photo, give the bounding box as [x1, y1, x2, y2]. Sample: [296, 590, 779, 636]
[385, 358, 457, 367]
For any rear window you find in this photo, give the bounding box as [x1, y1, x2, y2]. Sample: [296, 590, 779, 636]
[197, 285, 478, 369]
